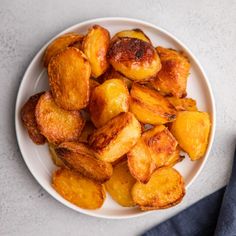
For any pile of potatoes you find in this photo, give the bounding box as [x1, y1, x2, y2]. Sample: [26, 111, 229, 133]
[21, 25, 211, 210]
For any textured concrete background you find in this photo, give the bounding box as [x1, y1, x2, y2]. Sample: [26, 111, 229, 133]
[0, 0, 236, 235]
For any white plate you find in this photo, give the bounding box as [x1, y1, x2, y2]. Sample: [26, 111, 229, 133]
[15, 17, 216, 219]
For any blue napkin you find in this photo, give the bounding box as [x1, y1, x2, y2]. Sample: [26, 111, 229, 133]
[143, 148, 236, 236]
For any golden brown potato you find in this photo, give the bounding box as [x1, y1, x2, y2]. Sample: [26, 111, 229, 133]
[89, 112, 141, 162]
[52, 168, 105, 209]
[105, 161, 136, 207]
[100, 67, 133, 89]
[166, 97, 197, 111]
[82, 25, 110, 78]
[112, 29, 151, 44]
[78, 121, 96, 143]
[48, 143, 65, 167]
[89, 79, 100, 95]
[43, 32, 83, 67]
[89, 79, 129, 127]
[152, 47, 190, 98]
[35, 92, 85, 145]
[55, 142, 113, 183]
[108, 37, 161, 81]
[128, 125, 178, 183]
[171, 111, 211, 160]
[164, 146, 184, 167]
[21, 92, 46, 144]
[132, 167, 185, 210]
[130, 83, 177, 124]
[48, 47, 90, 110]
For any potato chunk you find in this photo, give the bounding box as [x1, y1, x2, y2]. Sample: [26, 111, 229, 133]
[166, 97, 198, 111]
[35, 92, 85, 145]
[132, 167, 185, 210]
[52, 168, 105, 209]
[48, 47, 90, 110]
[82, 25, 110, 78]
[89, 112, 141, 162]
[112, 29, 151, 43]
[105, 161, 136, 207]
[48, 143, 65, 167]
[164, 146, 184, 167]
[55, 142, 113, 183]
[89, 79, 129, 127]
[152, 47, 190, 98]
[128, 125, 178, 183]
[171, 111, 211, 160]
[108, 37, 161, 81]
[43, 32, 83, 67]
[130, 83, 177, 124]
[21, 92, 46, 144]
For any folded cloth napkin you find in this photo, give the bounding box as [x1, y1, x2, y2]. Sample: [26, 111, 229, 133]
[143, 148, 236, 236]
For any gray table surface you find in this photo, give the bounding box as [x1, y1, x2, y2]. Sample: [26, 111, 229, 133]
[0, 0, 236, 235]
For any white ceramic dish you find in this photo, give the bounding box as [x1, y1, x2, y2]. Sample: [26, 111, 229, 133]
[15, 17, 215, 219]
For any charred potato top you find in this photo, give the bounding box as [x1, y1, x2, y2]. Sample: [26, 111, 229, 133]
[108, 37, 161, 81]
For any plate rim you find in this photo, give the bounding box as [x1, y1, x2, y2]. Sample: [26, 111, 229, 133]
[15, 17, 216, 219]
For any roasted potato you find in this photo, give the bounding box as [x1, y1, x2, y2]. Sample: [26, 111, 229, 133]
[100, 67, 133, 89]
[82, 25, 110, 78]
[89, 112, 141, 162]
[89, 79, 100, 95]
[48, 143, 65, 167]
[108, 37, 161, 81]
[128, 125, 178, 183]
[21, 92, 46, 144]
[111, 29, 151, 43]
[52, 168, 105, 209]
[48, 47, 90, 110]
[171, 111, 211, 160]
[164, 146, 184, 167]
[43, 32, 83, 67]
[89, 79, 129, 127]
[132, 167, 185, 210]
[35, 92, 85, 145]
[55, 142, 113, 183]
[152, 47, 190, 98]
[130, 83, 177, 124]
[167, 97, 197, 111]
[105, 161, 136, 207]
[78, 121, 96, 143]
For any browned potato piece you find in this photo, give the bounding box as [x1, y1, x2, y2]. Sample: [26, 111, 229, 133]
[52, 168, 105, 209]
[78, 121, 96, 143]
[152, 47, 190, 98]
[171, 111, 211, 160]
[82, 25, 110, 78]
[89, 112, 141, 162]
[108, 37, 161, 81]
[164, 146, 184, 167]
[100, 67, 133, 89]
[35, 92, 85, 145]
[89, 79, 100, 95]
[167, 97, 198, 111]
[105, 161, 136, 207]
[48, 47, 90, 110]
[112, 29, 151, 43]
[48, 143, 65, 167]
[55, 142, 113, 183]
[128, 138, 156, 183]
[132, 167, 185, 210]
[89, 79, 129, 128]
[43, 32, 83, 67]
[21, 92, 46, 144]
[130, 83, 177, 124]
[128, 125, 178, 183]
